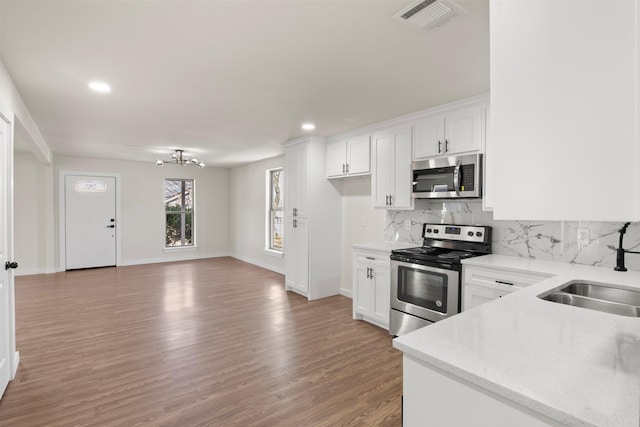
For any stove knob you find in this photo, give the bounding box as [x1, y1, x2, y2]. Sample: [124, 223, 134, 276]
[476, 232, 483, 237]
[426, 228, 432, 233]
[433, 229, 439, 234]
[467, 231, 474, 237]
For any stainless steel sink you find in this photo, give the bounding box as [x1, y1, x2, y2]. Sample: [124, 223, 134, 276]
[538, 281, 640, 317]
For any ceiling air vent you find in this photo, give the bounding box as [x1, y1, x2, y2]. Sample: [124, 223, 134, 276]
[393, 0, 467, 30]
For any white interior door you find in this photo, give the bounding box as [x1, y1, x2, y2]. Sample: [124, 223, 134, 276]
[0, 116, 12, 399]
[65, 175, 116, 270]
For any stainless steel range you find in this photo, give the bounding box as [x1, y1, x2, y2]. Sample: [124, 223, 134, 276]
[389, 223, 492, 336]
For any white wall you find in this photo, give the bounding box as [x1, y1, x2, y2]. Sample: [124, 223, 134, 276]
[0, 62, 51, 163]
[54, 156, 230, 268]
[339, 175, 385, 296]
[229, 155, 285, 274]
[14, 151, 55, 275]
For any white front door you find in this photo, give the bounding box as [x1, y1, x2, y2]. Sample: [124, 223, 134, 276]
[65, 175, 116, 270]
[0, 116, 13, 399]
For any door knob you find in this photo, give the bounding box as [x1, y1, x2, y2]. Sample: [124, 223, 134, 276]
[106, 225, 115, 228]
[5, 261, 18, 270]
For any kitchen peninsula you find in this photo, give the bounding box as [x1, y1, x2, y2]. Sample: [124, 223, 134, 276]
[393, 255, 640, 427]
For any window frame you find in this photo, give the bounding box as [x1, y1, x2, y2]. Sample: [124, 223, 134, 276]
[265, 167, 283, 256]
[164, 178, 195, 248]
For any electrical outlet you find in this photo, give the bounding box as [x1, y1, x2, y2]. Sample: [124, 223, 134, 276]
[404, 220, 411, 231]
[577, 228, 589, 248]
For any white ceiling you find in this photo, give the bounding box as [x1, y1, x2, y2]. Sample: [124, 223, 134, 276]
[0, 0, 489, 167]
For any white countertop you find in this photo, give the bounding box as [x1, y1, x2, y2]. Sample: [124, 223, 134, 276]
[393, 254, 640, 427]
[352, 241, 416, 252]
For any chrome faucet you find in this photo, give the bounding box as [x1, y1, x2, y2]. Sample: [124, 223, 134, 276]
[614, 222, 640, 271]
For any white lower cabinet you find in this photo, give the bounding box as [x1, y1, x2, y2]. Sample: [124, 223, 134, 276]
[403, 356, 558, 426]
[464, 284, 509, 310]
[353, 248, 392, 330]
[462, 265, 552, 311]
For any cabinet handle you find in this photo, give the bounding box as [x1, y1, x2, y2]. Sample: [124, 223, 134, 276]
[366, 267, 370, 279]
[445, 139, 449, 153]
[346, 163, 349, 173]
[343, 164, 346, 173]
[293, 208, 297, 217]
[438, 140, 442, 154]
[365, 256, 375, 260]
[389, 195, 393, 206]
[495, 280, 513, 286]
[293, 219, 297, 228]
[369, 268, 374, 279]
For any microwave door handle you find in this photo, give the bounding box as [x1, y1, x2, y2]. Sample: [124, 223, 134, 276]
[453, 160, 462, 195]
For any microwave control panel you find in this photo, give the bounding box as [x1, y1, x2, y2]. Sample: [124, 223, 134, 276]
[460, 164, 475, 191]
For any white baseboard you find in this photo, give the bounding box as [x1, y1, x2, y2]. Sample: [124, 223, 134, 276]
[11, 351, 19, 379]
[15, 267, 56, 277]
[340, 288, 353, 299]
[118, 252, 230, 267]
[230, 254, 285, 275]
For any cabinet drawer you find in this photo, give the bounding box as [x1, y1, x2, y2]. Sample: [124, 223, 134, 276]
[354, 250, 391, 267]
[463, 265, 552, 292]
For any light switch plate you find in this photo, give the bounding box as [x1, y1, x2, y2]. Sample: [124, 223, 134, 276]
[577, 228, 589, 249]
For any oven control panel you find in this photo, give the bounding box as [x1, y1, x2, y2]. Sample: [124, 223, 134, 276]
[422, 224, 488, 243]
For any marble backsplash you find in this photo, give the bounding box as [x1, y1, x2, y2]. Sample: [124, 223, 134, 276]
[385, 201, 640, 271]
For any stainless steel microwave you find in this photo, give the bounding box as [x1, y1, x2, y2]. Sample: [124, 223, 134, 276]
[412, 153, 482, 199]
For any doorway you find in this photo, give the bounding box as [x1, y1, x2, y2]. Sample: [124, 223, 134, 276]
[59, 171, 121, 270]
[0, 114, 14, 399]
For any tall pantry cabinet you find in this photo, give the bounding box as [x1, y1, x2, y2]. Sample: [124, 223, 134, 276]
[283, 136, 342, 300]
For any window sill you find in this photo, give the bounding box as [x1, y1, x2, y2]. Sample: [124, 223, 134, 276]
[163, 245, 197, 253]
[264, 249, 283, 258]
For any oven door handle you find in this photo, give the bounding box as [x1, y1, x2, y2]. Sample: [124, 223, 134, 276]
[453, 160, 462, 195]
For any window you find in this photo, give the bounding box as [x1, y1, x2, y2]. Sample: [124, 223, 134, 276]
[165, 179, 194, 247]
[267, 168, 283, 252]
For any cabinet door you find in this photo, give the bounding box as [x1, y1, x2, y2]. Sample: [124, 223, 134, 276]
[463, 285, 507, 311]
[390, 124, 413, 209]
[285, 143, 309, 218]
[413, 116, 444, 160]
[285, 217, 309, 296]
[444, 106, 482, 155]
[354, 262, 373, 316]
[490, 1, 638, 221]
[372, 266, 391, 327]
[346, 135, 371, 175]
[372, 131, 393, 208]
[285, 148, 298, 218]
[326, 140, 347, 178]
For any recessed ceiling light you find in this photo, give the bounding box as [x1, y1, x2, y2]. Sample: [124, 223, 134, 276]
[88, 81, 111, 93]
[302, 123, 315, 131]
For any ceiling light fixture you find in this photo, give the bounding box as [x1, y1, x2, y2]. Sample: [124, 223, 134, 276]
[156, 149, 205, 168]
[302, 123, 315, 131]
[88, 81, 111, 93]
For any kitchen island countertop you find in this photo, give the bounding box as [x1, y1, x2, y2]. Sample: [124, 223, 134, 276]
[393, 254, 640, 427]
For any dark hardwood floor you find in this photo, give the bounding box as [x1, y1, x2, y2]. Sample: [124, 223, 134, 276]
[0, 257, 402, 426]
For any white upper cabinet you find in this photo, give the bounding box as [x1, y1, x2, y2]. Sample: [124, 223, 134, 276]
[490, 0, 640, 221]
[372, 124, 413, 210]
[326, 134, 371, 178]
[413, 106, 482, 160]
[284, 141, 309, 218]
